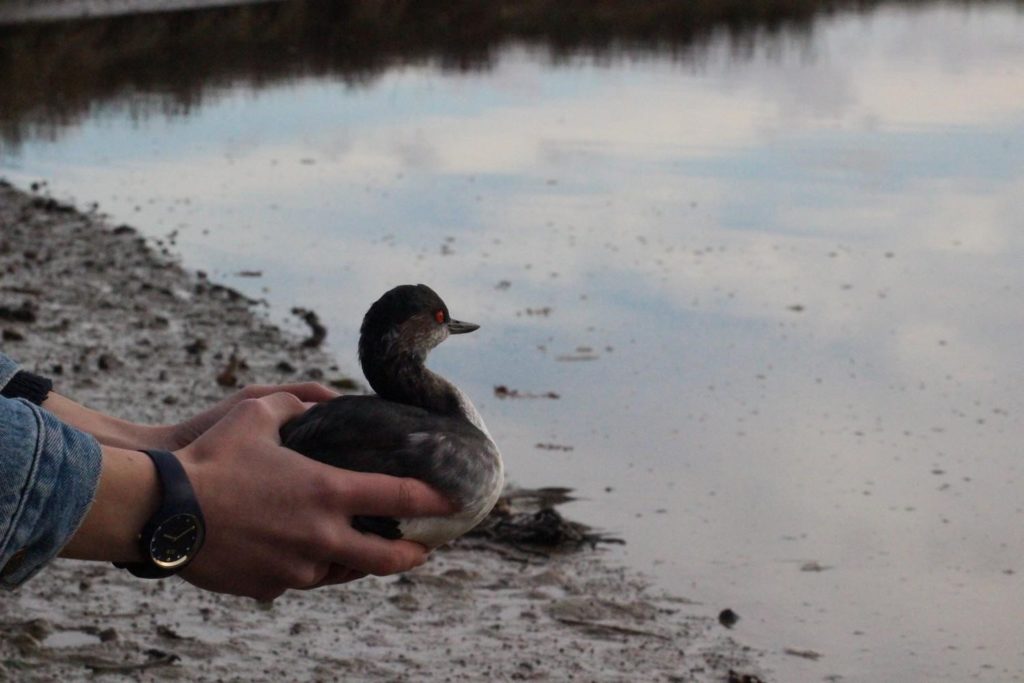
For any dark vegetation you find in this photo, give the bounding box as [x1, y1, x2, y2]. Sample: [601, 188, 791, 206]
[0, 0, 1015, 150]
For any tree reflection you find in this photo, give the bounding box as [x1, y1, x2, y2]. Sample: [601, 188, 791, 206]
[0, 0, 1006, 150]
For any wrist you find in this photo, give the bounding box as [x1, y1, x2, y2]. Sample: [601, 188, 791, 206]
[136, 423, 179, 450]
[114, 450, 208, 578]
[173, 447, 205, 509]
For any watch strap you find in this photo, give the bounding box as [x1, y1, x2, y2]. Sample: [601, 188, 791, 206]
[1, 370, 53, 405]
[114, 449, 206, 579]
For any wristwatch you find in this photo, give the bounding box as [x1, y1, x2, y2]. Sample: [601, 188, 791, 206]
[114, 449, 206, 579]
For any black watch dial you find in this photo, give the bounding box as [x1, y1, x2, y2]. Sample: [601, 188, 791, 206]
[148, 512, 203, 569]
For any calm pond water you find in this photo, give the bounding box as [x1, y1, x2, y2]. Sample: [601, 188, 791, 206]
[2, 2, 1023, 680]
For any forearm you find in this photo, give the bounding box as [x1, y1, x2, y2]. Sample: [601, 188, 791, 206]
[59, 445, 159, 563]
[42, 392, 172, 450]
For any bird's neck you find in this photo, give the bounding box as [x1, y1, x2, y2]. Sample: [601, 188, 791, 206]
[363, 352, 463, 417]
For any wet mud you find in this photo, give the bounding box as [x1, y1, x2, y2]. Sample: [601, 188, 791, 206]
[0, 180, 764, 681]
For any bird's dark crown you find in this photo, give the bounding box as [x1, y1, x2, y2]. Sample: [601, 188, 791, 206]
[360, 284, 449, 347]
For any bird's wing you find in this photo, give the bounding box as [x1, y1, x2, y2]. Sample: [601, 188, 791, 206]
[279, 395, 497, 505]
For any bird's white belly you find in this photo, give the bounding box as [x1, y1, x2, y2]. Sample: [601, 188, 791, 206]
[396, 452, 504, 548]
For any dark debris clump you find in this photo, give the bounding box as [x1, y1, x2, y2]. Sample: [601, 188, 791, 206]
[464, 487, 622, 553]
[291, 307, 327, 348]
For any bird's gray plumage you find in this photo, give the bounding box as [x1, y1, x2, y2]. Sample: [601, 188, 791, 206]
[281, 395, 500, 509]
[279, 284, 504, 546]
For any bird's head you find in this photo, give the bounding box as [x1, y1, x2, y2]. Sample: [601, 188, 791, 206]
[359, 284, 479, 367]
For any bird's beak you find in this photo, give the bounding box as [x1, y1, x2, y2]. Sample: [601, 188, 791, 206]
[447, 319, 479, 334]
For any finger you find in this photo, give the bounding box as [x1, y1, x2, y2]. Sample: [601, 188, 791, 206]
[295, 562, 334, 589]
[209, 393, 310, 448]
[332, 471, 457, 517]
[245, 391, 311, 427]
[271, 382, 341, 403]
[329, 535, 429, 576]
[304, 566, 368, 589]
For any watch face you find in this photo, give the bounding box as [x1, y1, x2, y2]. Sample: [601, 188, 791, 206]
[148, 513, 203, 569]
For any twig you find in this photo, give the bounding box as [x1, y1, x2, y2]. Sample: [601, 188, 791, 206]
[552, 617, 670, 640]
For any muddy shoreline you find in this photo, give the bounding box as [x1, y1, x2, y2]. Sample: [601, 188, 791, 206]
[0, 180, 763, 681]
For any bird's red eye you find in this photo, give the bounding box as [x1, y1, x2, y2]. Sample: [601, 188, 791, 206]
[434, 309, 445, 324]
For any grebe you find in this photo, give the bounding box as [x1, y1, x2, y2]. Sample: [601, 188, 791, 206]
[279, 284, 504, 548]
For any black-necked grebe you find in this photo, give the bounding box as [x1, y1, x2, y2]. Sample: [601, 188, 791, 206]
[280, 284, 504, 547]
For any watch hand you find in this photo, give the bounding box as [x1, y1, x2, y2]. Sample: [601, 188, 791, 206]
[163, 526, 196, 542]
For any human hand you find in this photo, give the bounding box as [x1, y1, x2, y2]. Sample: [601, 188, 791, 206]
[176, 392, 454, 601]
[157, 382, 339, 450]
[42, 383, 337, 453]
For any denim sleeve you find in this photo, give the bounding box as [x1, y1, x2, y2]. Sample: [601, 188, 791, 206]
[1, 353, 102, 588]
[0, 352, 17, 389]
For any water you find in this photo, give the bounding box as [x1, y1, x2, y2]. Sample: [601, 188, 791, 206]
[2, 3, 1023, 680]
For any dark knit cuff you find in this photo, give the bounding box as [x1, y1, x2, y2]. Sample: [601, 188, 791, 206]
[0, 370, 53, 406]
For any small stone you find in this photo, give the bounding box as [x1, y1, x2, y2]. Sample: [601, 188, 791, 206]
[97, 353, 123, 371]
[184, 339, 208, 356]
[0, 300, 37, 323]
[216, 354, 242, 387]
[800, 561, 832, 572]
[388, 593, 420, 611]
[12, 632, 41, 654]
[22, 619, 52, 641]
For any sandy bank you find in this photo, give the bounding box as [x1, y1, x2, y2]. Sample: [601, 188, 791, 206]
[0, 180, 764, 681]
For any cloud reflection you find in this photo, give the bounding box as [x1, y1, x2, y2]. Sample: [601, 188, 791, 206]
[3, 4, 1024, 680]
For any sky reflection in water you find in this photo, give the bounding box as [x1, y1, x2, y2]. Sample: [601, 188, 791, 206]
[3, 4, 1024, 681]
